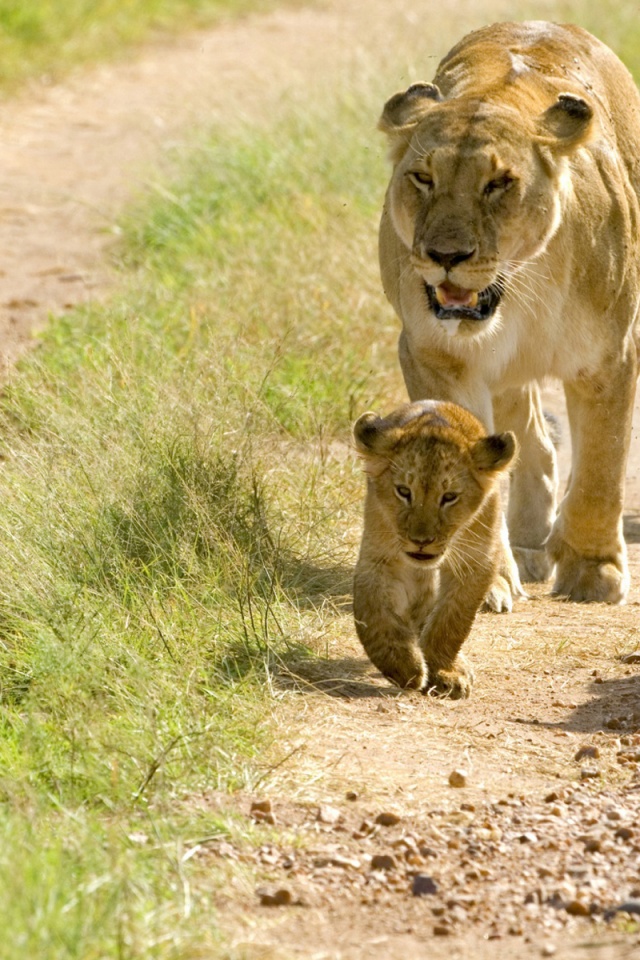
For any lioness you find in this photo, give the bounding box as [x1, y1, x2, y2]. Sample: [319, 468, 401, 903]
[379, 21, 640, 605]
[353, 400, 516, 698]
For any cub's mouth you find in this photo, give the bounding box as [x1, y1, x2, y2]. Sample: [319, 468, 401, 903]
[405, 551, 441, 564]
[425, 278, 505, 322]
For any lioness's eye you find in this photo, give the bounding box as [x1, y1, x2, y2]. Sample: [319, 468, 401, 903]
[441, 491, 459, 505]
[484, 175, 514, 196]
[409, 171, 433, 188]
[395, 485, 412, 502]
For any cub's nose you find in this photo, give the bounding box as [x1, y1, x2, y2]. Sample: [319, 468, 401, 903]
[411, 536, 436, 548]
[426, 247, 476, 272]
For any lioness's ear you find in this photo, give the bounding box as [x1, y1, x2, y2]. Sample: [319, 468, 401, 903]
[538, 93, 593, 153]
[471, 432, 517, 473]
[379, 82, 443, 134]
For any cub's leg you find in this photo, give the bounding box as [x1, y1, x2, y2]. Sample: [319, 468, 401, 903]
[353, 570, 428, 690]
[550, 351, 636, 603]
[493, 384, 558, 583]
[419, 505, 497, 699]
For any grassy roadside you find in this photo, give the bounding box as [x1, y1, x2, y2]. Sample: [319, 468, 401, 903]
[0, 0, 639, 956]
[0, 0, 302, 92]
[0, 90, 397, 957]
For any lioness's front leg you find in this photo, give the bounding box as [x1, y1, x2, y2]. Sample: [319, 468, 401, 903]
[493, 384, 558, 583]
[550, 349, 637, 603]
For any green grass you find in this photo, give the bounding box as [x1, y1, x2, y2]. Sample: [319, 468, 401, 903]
[0, 0, 639, 954]
[0, 0, 295, 92]
[0, 89, 390, 959]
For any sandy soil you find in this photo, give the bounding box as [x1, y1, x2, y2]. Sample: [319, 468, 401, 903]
[1, 1, 640, 958]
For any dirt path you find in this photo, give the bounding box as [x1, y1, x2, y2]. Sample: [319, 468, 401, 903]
[2, 2, 640, 958]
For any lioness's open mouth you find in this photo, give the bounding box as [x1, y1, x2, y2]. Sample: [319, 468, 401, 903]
[425, 278, 505, 322]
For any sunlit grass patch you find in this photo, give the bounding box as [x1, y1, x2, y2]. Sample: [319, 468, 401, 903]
[0, 0, 298, 92]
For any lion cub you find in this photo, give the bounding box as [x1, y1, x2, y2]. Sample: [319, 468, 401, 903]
[353, 400, 516, 698]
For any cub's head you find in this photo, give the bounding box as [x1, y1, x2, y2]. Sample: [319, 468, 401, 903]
[355, 400, 515, 567]
[379, 82, 593, 335]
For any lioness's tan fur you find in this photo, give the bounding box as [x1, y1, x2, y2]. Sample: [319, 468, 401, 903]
[379, 22, 640, 605]
[353, 400, 515, 698]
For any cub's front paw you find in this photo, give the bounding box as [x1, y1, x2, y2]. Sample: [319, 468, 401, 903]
[483, 574, 515, 613]
[425, 657, 474, 700]
[551, 536, 628, 604]
[512, 545, 554, 584]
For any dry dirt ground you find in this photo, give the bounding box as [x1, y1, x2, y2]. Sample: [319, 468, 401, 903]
[2, 1, 640, 958]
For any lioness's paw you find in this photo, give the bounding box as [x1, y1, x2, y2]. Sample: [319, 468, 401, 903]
[551, 537, 628, 604]
[553, 558, 628, 604]
[425, 658, 474, 700]
[382, 661, 426, 691]
[512, 545, 555, 584]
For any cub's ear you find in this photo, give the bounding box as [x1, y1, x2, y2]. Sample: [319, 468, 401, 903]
[379, 82, 443, 133]
[354, 411, 383, 453]
[538, 92, 593, 153]
[353, 412, 391, 477]
[471, 432, 517, 473]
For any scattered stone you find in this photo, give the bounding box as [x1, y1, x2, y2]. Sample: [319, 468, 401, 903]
[251, 799, 276, 825]
[345, 790, 358, 802]
[448, 769, 468, 788]
[317, 804, 342, 825]
[605, 717, 623, 730]
[371, 853, 397, 871]
[313, 854, 361, 870]
[583, 836, 602, 853]
[375, 811, 402, 827]
[412, 874, 439, 897]
[580, 767, 600, 780]
[433, 923, 451, 936]
[460, 802, 476, 812]
[518, 832, 538, 844]
[258, 887, 293, 907]
[541, 945, 557, 958]
[353, 819, 376, 839]
[574, 745, 600, 761]
[614, 826, 634, 842]
[565, 900, 590, 917]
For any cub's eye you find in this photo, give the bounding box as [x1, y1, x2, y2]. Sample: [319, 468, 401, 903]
[409, 171, 433, 189]
[395, 485, 412, 503]
[484, 174, 514, 197]
[440, 491, 459, 506]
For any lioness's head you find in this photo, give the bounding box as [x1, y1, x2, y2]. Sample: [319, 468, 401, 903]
[354, 400, 516, 567]
[379, 82, 593, 334]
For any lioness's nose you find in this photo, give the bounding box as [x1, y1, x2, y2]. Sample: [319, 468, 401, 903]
[426, 247, 476, 271]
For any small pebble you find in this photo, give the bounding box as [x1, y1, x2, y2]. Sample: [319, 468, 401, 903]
[251, 798, 273, 814]
[375, 811, 402, 827]
[565, 899, 590, 917]
[412, 874, 439, 897]
[580, 767, 600, 780]
[541, 945, 557, 958]
[345, 790, 358, 801]
[259, 887, 293, 907]
[371, 853, 396, 871]
[574, 745, 600, 761]
[317, 804, 342, 825]
[449, 769, 468, 788]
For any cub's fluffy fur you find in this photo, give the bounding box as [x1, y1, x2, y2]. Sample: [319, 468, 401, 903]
[353, 400, 515, 698]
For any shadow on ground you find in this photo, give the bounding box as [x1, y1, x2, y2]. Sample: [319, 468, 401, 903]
[540, 671, 640, 734]
[624, 512, 640, 544]
[275, 655, 399, 700]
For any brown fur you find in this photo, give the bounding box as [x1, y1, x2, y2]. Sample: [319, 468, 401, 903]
[353, 400, 516, 698]
[378, 22, 640, 605]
